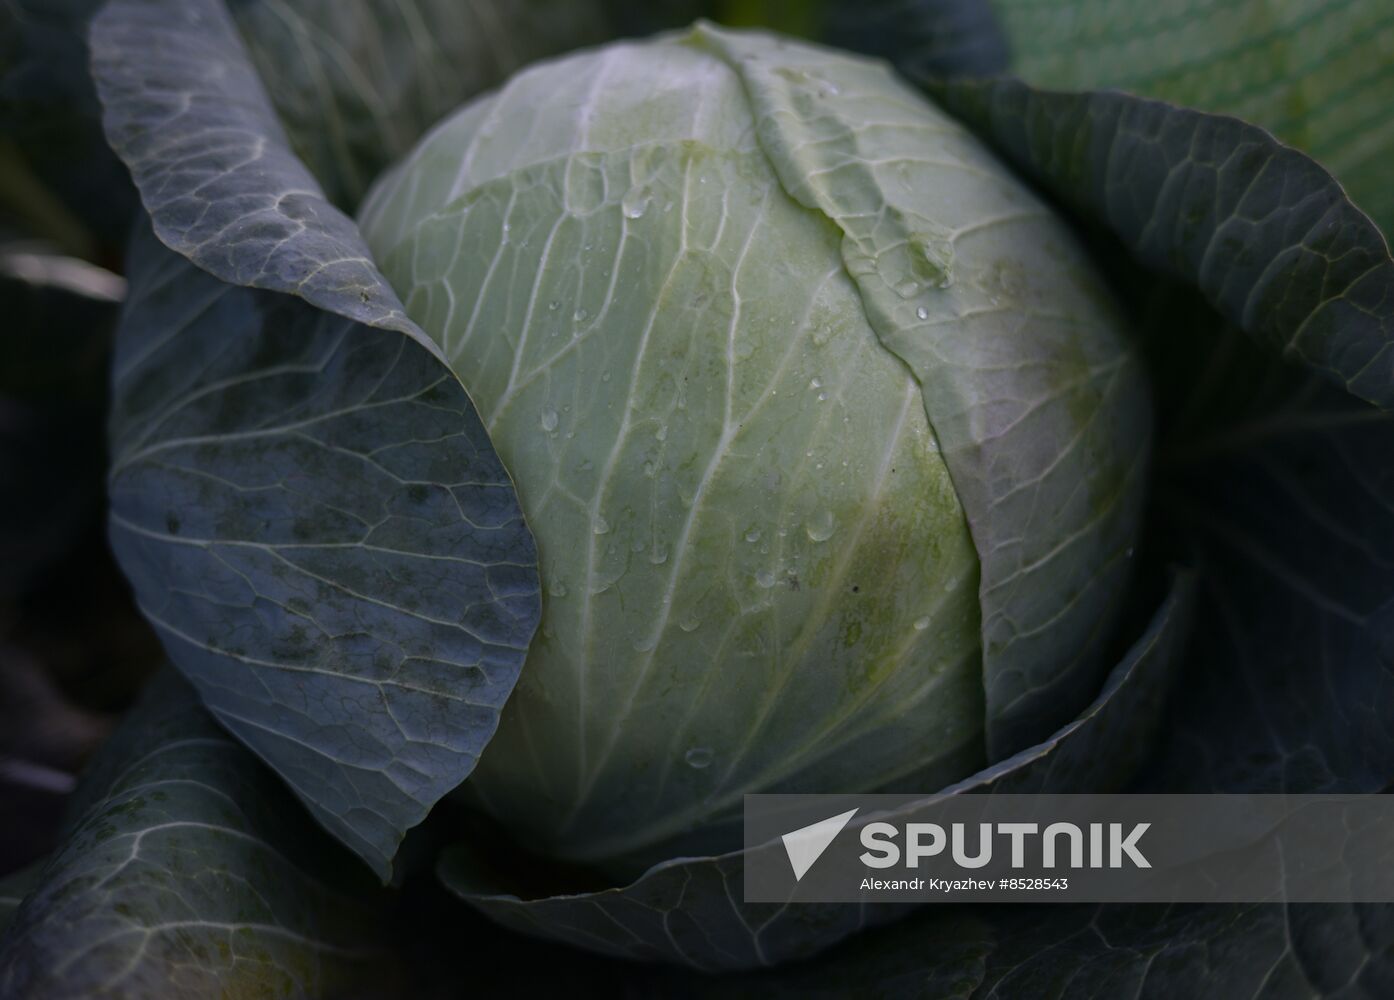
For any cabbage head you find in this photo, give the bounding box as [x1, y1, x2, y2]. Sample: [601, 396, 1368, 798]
[359, 23, 1147, 867]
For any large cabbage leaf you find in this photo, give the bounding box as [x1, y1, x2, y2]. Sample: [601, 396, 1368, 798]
[106, 225, 539, 880]
[89, 0, 432, 348]
[0, 669, 393, 998]
[87, 0, 546, 879]
[929, 78, 1394, 408]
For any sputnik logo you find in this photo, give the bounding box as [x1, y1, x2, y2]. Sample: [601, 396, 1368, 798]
[782, 808, 859, 881]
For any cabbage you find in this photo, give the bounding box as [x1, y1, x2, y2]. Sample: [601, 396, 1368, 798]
[360, 24, 1145, 864]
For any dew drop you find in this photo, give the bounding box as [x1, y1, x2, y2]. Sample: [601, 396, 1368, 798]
[745, 527, 762, 543]
[549, 579, 569, 597]
[915, 305, 929, 320]
[548, 300, 560, 311]
[684, 747, 714, 769]
[679, 616, 701, 633]
[649, 541, 669, 565]
[601, 371, 611, 382]
[573, 307, 589, 322]
[643, 461, 656, 477]
[540, 408, 559, 432]
[817, 392, 828, 402]
[913, 615, 931, 631]
[656, 425, 668, 442]
[755, 569, 776, 589]
[621, 187, 651, 219]
[632, 635, 657, 652]
[894, 278, 921, 298]
[809, 376, 823, 389]
[593, 515, 611, 535]
[806, 510, 836, 542]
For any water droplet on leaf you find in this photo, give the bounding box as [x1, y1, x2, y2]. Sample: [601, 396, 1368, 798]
[806, 510, 836, 542]
[621, 186, 651, 219]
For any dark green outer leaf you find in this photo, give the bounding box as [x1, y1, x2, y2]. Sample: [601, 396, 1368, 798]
[88, 0, 433, 354]
[712, 901, 1394, 999]
[1144, 314, 1394, 797]
[0, 669, 392, 999]
[926, 78, 1394, 410]
[438, 573, 1192, 973]
[106, 224, 540, 880]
